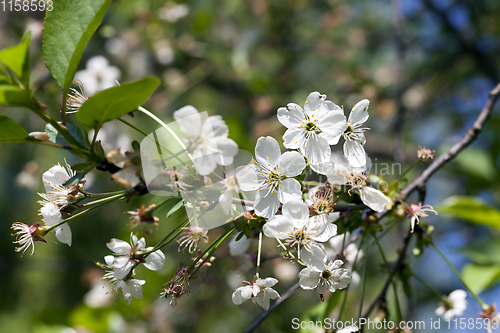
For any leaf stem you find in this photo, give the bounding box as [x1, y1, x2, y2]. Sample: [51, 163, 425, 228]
[431, 243, 486, 307]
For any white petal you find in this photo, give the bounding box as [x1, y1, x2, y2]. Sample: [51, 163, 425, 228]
[263, 215, 294, 239]
[213, 137, 239, 166]
[240, 285, 254, 300]
[328, 212, 340, 223]
[55, 224, 72, 246]
[40, 202, 62, 226]
[192, 146, 217, 175]
[255, 136, 281, 166]
[298, 268, 321, 290]
[264, 287, 280, 300]
[348, 99, 370, 125]
[113, 260, 134, 280]
[232, 288, 245, 305]
[277, 106, 304, 128]
[219, 190, 233, 214]
[282, 127, 306, 149]
[277, 178, 302, 204]
[43, 164, 70, 186]
[303, 92, 327, 118]
[203, 115, 229, 138]
[235, 165, 259, 192]
[106, 238, 131, 255]
[299, 242, 326, 272]
[359, 187, 390, 212]
[229, 235, 251, 256]
[256, 277, 279, 288]
[308, 215, 337, 242]
[282, 200, 309, 220]
[343, 140, 366, 168]
[254, 191, 280, 219]
[326, 164, 351, 185]
[278, 151, 306, 177]
[144, 250, 165, 271]
[252, 292, 271, 310]
[317, 112, 348, 145]
[301, 135, 331, 165]
[173, 105, 202, 136]
[448, 289, 467, 303]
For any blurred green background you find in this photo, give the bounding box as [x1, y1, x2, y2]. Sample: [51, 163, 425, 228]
[1, 0, 500, 332]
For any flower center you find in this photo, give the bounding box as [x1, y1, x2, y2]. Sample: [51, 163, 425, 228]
[321, 270, 332, 279]
[304, 121, 322, 135]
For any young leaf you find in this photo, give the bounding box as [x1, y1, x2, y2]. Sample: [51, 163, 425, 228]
[42, 0, 112, 91]
[0, 85, 31, 107]
[76, 77, 160, 129]
[45, 122, 85, 146]
[0, 32, 31, 88]
[167, 199, 184, 218]
[63, 172, 86, 186]
[0, 115, 32, 142]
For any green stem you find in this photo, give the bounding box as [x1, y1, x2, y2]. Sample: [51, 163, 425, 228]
[256, 230, 263, 278]
[81, 189, 126, 198]
[82, 193, 125, 206]
[373, 233, 403, 322]
[431, 243, 486, 307]
[357, 238, 369, 322]
[45, 194, 124, 232]
[410, 271, 443, 299]
[396, 159, 421, 187]
[138, 106, 193, 161]
[190, 226, 236, 277]
[118, 117, 189, 167]
[146, 217, 190, 254]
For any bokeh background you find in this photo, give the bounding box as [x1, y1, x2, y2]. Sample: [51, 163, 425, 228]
[1, 0, 500, 332]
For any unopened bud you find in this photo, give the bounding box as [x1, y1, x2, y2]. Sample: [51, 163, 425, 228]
[29, 131, 50, 141]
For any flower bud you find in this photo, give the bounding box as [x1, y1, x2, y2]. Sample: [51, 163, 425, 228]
[29, 131, 50, 141]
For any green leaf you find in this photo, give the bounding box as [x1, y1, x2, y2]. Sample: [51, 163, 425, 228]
[0, 32, 31, 88]
[166, 199, 184, 218]
[437, 196, 500, 230]
[0, 85, 31, 107]
[460, 236, 500, 265]
[71, 162, 97, 173]
[462, 263, 500, 294]
[453, 148, 497, 181]
[76, 77, 160, 129]
[0, 115, 32, 142]
[42, 0, 111, 91]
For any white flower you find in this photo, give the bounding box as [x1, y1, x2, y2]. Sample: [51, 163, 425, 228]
[74, 56, 120, 95]
[232, 277, 280, 310]
[298, 259, 352, 295]
[11, 222, 46, 256]
[236, 136, 306, 218]
[84, 279, 114, 308]
[263, 200, 337, 269]
[326, 163, 390, 212]
[173, 106, 239, 175]
[342, 99, 370, 168]
[435, 289, 468, 321]
[407, 203, 438, 232]
[66, 80, 89, 114]
[106, 233, 165, 279]
[177, 226, 209, 253]
[278, 92, 348, 165]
